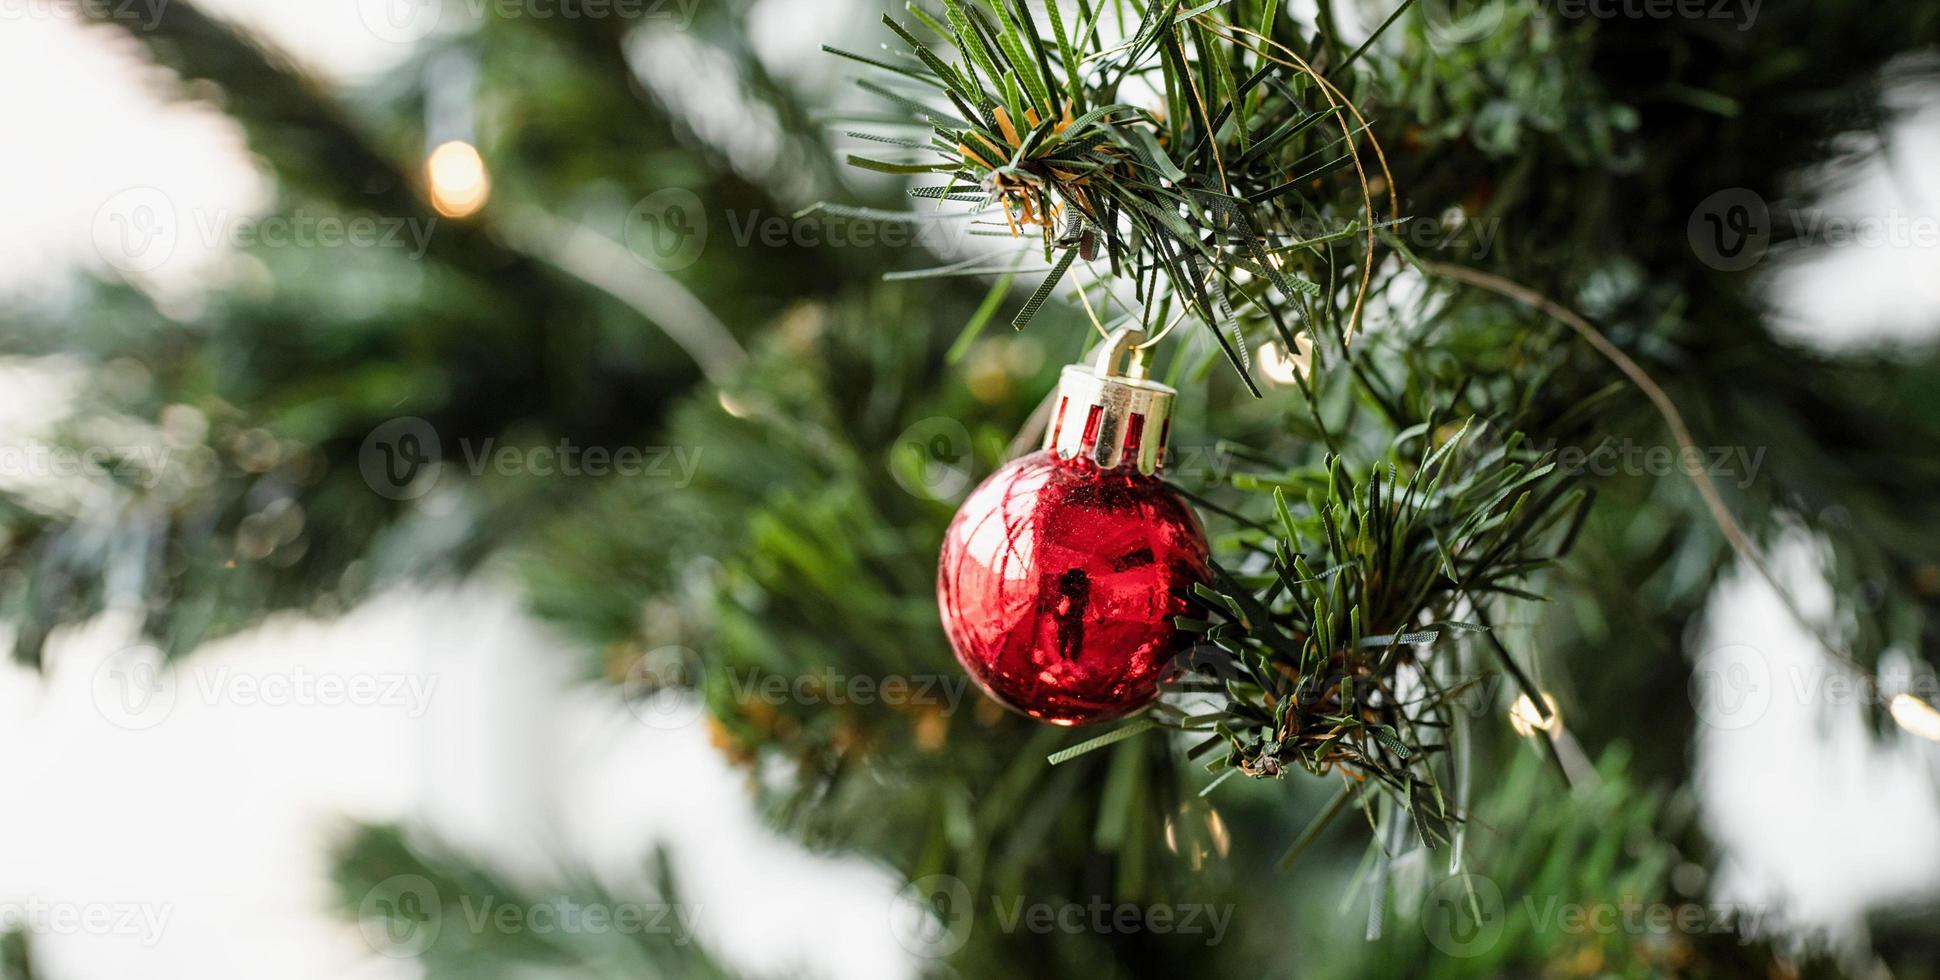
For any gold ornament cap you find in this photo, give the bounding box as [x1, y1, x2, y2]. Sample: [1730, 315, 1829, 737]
[1043, 326, 1176, 476]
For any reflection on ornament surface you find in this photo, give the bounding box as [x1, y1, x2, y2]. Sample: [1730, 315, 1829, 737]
[937, 450, 1209, 725]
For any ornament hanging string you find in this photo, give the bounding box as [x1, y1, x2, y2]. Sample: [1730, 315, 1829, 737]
[1014, 15, 1402, 453]
[1055, 17, 1395, 358]
[1206, 22, 1399, 348]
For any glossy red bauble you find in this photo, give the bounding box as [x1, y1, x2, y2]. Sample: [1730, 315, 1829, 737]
[936, 449, 1210, 726]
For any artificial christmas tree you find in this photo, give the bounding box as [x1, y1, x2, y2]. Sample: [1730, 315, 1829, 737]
[7, 0, 1937, 976]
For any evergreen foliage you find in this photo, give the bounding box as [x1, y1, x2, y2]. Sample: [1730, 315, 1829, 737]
[8, 0, 1936, 974]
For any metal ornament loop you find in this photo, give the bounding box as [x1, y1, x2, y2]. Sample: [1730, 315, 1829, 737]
[1043, 326, 1177, 475]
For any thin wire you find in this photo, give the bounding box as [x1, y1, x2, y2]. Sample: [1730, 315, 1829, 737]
[1138, 298, 1195, 350]
[1071, 273, 1113, 340]
[1134, 256, 1238, 350]
[1425, 260, 1866, 676]
[1174, 32, 1230, 196]
[1095, 277, 1148, 326]
[1207, 22, 1398, 346]
[1132, 306, 1195, 351]
[1063, 14, 1399, 365]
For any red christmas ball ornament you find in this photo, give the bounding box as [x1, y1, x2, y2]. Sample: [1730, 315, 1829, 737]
[938, 328, 1210, 726]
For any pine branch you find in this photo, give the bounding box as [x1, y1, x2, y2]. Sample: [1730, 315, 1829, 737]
[819, 0, 1395, 373]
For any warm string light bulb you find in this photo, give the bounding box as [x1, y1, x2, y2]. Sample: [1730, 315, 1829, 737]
[426, 140, 490, 218]
[1890, 693, 1940, 742]
[1508, 692, 1561, 737]
[1258, 334, 1314, 385]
